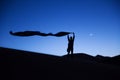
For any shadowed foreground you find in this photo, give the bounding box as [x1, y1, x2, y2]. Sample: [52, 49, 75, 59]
[0, 47, 120, 80]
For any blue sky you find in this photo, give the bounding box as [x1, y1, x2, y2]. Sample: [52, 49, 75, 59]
[0, 0, 120, 56]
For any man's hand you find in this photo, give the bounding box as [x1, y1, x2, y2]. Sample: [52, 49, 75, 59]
[72, 32, 75, 36]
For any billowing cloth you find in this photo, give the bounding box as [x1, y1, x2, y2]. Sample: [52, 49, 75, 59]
[9, 31, 72, 37]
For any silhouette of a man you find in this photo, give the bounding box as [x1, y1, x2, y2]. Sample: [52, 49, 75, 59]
[67, 32, 75, 55]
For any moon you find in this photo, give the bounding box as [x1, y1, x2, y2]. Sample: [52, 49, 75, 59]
[89, 33, 94, 37]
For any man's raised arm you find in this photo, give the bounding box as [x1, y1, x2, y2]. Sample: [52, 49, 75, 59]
[67, 34, 70, 41]
[73, 32, 75, 40]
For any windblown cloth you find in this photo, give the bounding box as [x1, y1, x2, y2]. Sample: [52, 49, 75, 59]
[9, 31, 72, 37]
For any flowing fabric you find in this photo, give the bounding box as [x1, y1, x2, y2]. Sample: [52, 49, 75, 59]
[10, 31, 72, 37]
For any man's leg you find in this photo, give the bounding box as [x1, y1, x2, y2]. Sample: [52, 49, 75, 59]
[67, 48, 70, 55]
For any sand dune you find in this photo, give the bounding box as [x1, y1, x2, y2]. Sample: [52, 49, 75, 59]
[0, 47, 120, 80]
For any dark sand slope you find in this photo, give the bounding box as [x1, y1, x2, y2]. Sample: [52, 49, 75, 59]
[0, 47, 120, 80]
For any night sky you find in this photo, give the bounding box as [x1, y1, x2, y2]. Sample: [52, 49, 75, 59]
[0, 0, 120, 56]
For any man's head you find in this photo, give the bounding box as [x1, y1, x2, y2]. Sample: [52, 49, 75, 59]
[70, 36, 73, 40]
